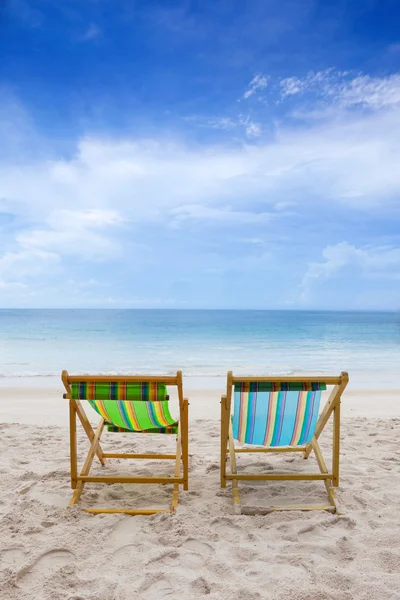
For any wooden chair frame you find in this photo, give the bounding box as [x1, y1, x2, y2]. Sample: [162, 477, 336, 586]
[220, 372, 349, 515]
[62, 370, 189, 515]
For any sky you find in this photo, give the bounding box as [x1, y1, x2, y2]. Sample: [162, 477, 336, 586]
[0, 0, 400, 309]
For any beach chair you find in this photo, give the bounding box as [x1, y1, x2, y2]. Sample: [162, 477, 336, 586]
[220, 372, 349, 515]
[62, 370, 189, 515]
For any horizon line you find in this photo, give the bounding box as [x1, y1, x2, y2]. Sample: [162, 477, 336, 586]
[0, 307, 398, 313]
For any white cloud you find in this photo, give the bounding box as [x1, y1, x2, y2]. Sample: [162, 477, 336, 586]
[280, 68, 338, 98]
[244, 121, 262, 137]
[274, 201, 296, 211]
[198, 115, 262, 138]
[301, 242, 400, 300]
[337, 74, 400, 109]
[47, 208, 123, 229]
[17, 209, 125, 260]
[3, 92, 399, 226]
[0, 209, 124, 290]
[241, 74, 268, 100]
[0, 281, 27, 291]
[279, 69, 400, 111]
[0, 249, 59, 281]
[171, 204, 273, 226]
[207, 117, 237, 130]
[280, 76, 305, 97]
[1, 69, 400, 307]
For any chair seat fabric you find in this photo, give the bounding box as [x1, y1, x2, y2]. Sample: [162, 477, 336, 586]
[70, 381, 177, 433]
[232, 382, 324, 447]
[89, 399, 177, 432]
[106, 423, 179, 434]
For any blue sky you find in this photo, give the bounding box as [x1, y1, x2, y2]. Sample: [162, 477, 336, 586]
[1, 0, 400, 309]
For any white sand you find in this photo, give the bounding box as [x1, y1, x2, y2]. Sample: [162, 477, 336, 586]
[1, 379, 400, 599]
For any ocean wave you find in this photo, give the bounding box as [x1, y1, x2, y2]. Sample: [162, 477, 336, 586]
[0, 371, 59, 378]
[0, 367, 296, 379]
[3, 362, 32, 366]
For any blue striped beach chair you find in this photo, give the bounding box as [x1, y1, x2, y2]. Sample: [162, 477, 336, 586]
[62, 370, 189, 515]
[220, 372, 349, 515]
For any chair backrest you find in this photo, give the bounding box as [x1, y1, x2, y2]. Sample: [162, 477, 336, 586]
[62, 372, 183, 432]
[70, 381, 168, 402]
[229, 376, 328, 447]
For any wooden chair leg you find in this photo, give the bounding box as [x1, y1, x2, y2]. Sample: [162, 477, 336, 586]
[220, 396, 229, 488]
[171, 425, 182, 510]
[303, 440, 312, 459]
[228, 422, 241, 514]
[74, 399, 106, 465]
[182, 399, 189, 490]
[332, 401, 340, 487]
[69, 418, 105, 506]
[312, 438, 338, 512]
[69, 400, 77, 489]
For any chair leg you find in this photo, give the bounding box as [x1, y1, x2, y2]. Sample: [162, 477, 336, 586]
[69, 400, 77, 489]
[182, 399, 189, 490]
[228, 422, 241, 514]
[332, 402, 340, 487]
[74, 399, 106, 465]
[69, 418, 105, 506]
[311, 438, 338, 513]
[303, 441, 312, 459]
[171, 426, 182, 510]
[220, 397, 229, 488]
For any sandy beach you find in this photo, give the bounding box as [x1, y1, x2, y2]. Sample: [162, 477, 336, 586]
[0, 379, 399, 599]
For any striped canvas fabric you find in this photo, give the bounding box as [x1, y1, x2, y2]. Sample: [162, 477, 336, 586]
[70, 381, 178, 433]
[236, 382, 326, 392]
[71, 381, 167, 402]
[232, 382, 324, 446]
[88, 399, 178, 432]
[106, 423, 179, 434]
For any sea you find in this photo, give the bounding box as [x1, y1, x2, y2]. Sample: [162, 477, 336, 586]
[0, 310, 399, 389]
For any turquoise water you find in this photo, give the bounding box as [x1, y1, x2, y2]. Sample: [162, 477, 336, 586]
[0, 310, 399, 381]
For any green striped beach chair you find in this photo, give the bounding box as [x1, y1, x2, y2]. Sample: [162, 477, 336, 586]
[220, 372, 349, 515]
[62, 370, 188, 515]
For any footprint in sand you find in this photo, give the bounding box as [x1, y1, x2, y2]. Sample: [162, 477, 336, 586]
[139, 574, 174, 598]
[269, 558, 313, 585]
[353, 494, 368, 508]
[206, 463, 219, 473]
[110, 516, 140, 546]
[297, 516, 356, 540]
[110, 543, 146, 572]
[334, 536, 357, 563]
[210, 518, 241, 542]
[180, 539, 213, 557]
[17, 482, 37, 495]
[16, 549, 75, 590]
[26, 482, 70, 508]
[1, 547, 27, 568]
[150, 540, 213, 571]
[179, 540, 213, 569]
[191, 576, 211, 595]
[375, 549, 400, 574]
[40, 521, 55, 529]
